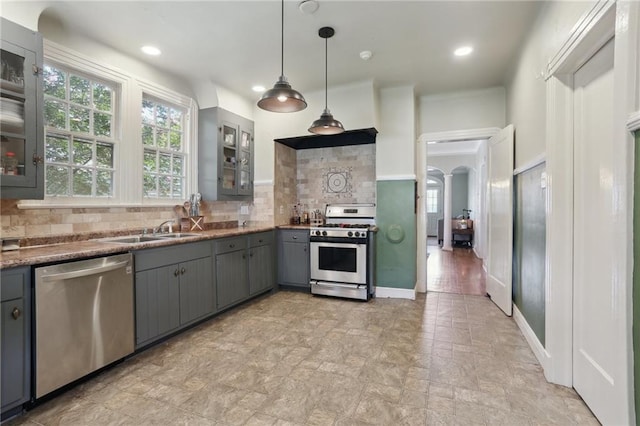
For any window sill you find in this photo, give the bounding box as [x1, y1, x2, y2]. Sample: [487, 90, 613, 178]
[17, 200, 183, 210]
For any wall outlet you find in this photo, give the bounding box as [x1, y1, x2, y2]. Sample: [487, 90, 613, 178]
[240, 205, 249, 215]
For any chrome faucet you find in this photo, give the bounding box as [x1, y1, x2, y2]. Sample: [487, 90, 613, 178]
[153, 219, 175, 235]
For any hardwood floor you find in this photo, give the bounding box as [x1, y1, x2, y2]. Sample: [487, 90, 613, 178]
[427, 237, 486, 296]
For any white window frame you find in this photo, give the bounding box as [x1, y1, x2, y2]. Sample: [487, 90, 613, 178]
[426, 188, 439, 213]
[20, 40, 198, 208]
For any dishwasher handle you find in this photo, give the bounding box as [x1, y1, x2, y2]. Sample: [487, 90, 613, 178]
[40, 260, 130, 282]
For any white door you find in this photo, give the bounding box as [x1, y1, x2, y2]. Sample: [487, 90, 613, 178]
[572, 38, 629, 425]
[486, 125, 514, 315]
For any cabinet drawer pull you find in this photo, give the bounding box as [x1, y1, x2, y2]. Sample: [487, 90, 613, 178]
[258, 239, 263, 243]
[229, 244, 235, 248]
[181, 267, 186, 275]
[292, 236, 297, 240]
[11, 307, 21, 320]
[174, 269, 180, 277]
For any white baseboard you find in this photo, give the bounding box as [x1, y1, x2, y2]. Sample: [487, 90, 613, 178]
[375, 286, 416, 300]
[513, 304, 551, 372]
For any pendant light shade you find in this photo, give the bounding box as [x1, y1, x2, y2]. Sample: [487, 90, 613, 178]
[257, 0, 307, 113]
[309, 27, 344, 135]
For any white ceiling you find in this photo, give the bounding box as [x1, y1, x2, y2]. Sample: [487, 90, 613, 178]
[29, 0, 542, 101]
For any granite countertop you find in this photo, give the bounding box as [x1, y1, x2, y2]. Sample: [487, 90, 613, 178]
[0, 226, 274, 269]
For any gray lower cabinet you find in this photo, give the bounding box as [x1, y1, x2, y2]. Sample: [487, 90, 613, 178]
[1, 267, 31, 419]
[215, 231, 274, 310]
[134, 241, 213, 348]
[248, 232, 275, 296]
[277, 229, 310, 289]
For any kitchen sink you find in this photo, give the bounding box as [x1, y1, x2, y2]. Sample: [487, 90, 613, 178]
[98, 233, 200, 244]
[155, 233, 200, 239]
[99, 235, 167, 244]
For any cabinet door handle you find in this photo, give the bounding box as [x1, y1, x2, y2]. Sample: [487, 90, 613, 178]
[258, 239, 263, 243]
[303, 247, 307, 252]
[174, 269, 180, 277]
[242, 254, 246, 259]
[181, 267, 186, 275]
[249, 252, 253, 257]
[11, 307, 21, 320]
[33, 153, 44, 165]
[292, 236, 297, 240]
[229, 243, 235, 248]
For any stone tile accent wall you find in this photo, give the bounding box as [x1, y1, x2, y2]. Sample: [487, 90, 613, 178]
[274, 143, 297, 225]
[296, 144, 376, 211]
[0, 196, 268, 239]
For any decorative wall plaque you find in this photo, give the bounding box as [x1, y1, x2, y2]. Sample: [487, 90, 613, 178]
[323, 168, 352, 197]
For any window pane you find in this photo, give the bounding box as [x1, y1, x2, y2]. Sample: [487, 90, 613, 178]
[46, 166, 69, 196]
[45, 99, 67, 129]
[96, 142, 113, 168]
[96, 170, 112, 196]
[157, 129, 169, 148]
[143, 150, 156, 172]
[73, 139, 93, 166]
[69, 105, 90, 133]
[156, 104, 169, 128]
[158, 153, 171, 174]
[170, 108, 182, 131]
[173, 156, 183, 175]
[43, 66, 66, 99]
[69, 75, 90, 106]
[142, 100, 154, 123]
[142, 125, 154, 146]
[46, 135, 70, 163]
[158, 175, 171, 197]
[172, 177, 183, 198]
[93, 83, 112, 112]
[143, 173, 157, 197]
[169, 131, 181, 150]
[94, 112, 111, 137]
[72, 167, 92, 196]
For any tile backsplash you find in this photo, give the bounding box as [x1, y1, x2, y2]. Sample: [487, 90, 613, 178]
[1, 187, 274, 239]
[296, 144, 376, 211]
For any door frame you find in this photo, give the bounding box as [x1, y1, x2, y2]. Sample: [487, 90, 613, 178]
[545, 2, 638, 423]
[416, 127, 500, 294]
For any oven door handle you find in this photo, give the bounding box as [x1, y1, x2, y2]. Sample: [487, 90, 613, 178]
[310, 239, 367, 246]
[312, 281, 366, 289]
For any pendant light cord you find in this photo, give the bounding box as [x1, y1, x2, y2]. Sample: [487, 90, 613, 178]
[281, 0, 285, 77]
[324, 37, 328, 109]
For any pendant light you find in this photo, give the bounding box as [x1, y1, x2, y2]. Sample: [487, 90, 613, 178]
[257, 0, 307, 113]
[309, 27, 344, 135]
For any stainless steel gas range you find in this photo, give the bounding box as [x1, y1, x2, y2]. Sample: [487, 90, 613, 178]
[309, 203, 376, 301]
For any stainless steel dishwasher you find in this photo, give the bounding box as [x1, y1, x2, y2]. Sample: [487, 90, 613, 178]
[34, 253, 134, 398]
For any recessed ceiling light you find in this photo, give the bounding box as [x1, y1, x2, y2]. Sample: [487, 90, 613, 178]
[454, 46, 473, 57]
[141, 45, 161, 56]
[252, 85, 266, 92]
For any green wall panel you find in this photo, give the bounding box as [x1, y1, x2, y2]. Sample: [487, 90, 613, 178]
[634, 131, 640, 421]
[376, 180, 416, 289]
[513, 163, 546, 346]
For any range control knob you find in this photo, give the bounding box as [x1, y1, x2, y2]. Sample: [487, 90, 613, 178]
[322, 231, 328, 236]
[354, 231, 360, 237]
[348, 231, 353, 237]
[316, 230, 322, 236]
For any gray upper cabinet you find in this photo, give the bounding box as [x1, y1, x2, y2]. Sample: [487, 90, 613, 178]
[1, 267, 31, 418]
[0, 18, 44, 199]
[198, 107, 254, 201]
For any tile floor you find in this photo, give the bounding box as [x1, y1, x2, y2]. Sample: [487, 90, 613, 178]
[9, 290, 598, 425]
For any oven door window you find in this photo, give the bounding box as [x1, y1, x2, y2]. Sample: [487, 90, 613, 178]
[310, 242, 367, 284]
[318, 246, 357, 273]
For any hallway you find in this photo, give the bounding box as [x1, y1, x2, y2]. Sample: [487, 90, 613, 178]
[427, 238, 486, 296]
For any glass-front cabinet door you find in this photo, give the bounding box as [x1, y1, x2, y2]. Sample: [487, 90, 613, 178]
[0, 18, 44, 199]
[220, 121, 237, 195]
[238, 128, 252, 196]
